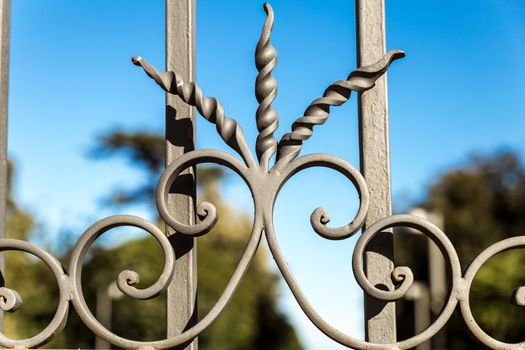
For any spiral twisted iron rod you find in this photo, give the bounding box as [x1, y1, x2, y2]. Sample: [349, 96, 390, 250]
[131, 56, 256, 169]
[0, 3, 522, 350]
[275, 49, 405, 169]
[255, 3, 279, 170]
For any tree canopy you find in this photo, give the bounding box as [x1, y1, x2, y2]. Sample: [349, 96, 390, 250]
[7, 128, 525, 349]
[4, 130, 303, 350]
[396, 151, 525, 348]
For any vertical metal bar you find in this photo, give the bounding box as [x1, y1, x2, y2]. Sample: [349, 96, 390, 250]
[165, 1, 197, 349]
[355, 0, 396, 343]
[0, 0, 11, 330]
[414, 291, 431, 350]
[426, 211, 446, 350]
[427, 212, 446, 313]
[95, 287, 112, 349]
[405, 282, 431, 350]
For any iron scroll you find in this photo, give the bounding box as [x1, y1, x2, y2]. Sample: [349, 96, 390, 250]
[0, 3, 523, 349]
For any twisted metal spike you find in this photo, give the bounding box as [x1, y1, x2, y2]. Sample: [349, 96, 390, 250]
[275, 50, 405, 169]
[255, 3, 278, 169]
[132, 57, 256, 168]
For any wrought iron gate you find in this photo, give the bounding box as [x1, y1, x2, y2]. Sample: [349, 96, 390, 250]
[0, 1, 523, 349]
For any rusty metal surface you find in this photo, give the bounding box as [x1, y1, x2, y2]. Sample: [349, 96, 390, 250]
[0, 2, 524, 350]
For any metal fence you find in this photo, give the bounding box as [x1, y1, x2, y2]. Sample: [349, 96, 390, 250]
[0, 1, 523, 349]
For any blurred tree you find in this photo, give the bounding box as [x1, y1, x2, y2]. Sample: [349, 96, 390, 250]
[396, 151, 525, 348]
[8, 131, 525, 349]
[3, 130, 303, 349]
[3, 162, 62, 342]
[90, 131, 165, 205]
[74, 129, 303, 349]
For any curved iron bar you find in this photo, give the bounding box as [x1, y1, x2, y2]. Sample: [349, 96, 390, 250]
[0, 239, 69, 349]
[0, 2, 523, 350]
[2, 216, 524, 348]
[272, 153, 369, 239]
[67, 205, 263, 349]
[266, 214, 463, 349]
[352, 214, 462, 302]
[459, 236, 525, 350]
[69, 215, 175, 301]
[156, 150, 251, 236]
[0, 287, 22, 313]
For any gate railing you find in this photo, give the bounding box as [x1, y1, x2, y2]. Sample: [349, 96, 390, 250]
[0, 1, 524, 349]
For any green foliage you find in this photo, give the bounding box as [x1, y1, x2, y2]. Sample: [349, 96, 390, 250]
[427, 152, 525, 267]
[4, 130, 303, 349]
[3, 161, 62, 342]
[396, 151, 525, 348]
[8, 128, 525, 349]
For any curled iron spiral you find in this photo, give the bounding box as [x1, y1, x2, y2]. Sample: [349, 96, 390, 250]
[255, 3, 279, 169]
[0, 239, 70, 348]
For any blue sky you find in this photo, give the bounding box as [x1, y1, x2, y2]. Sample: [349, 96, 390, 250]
[7, 1, 525, 349]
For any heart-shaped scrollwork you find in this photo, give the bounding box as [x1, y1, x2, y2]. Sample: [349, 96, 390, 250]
[1, 2, 524, 349]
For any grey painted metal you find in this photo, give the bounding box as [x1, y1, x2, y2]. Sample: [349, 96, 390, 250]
[405, 282, 431, 350]
[0, 2, 524, 350]
[0, 239, 68, 348]
[255, 3, 278, 171]
[2, 211, 522, 349]
[406, 208, 448, 350]
[95, 286, 112, 349]
[94, 282, 124, 349]
[0, 0, 10, 330]
[355, 0, 397, 343]
[165, 1, 198, 349]
[409, 208, 447, 313]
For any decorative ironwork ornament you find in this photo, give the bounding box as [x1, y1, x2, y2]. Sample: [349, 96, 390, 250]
[0, 3, 523, 349]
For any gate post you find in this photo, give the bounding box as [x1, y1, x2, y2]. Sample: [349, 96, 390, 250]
[0, 0, 10, 330]
[165, 1, 198, 348]
[356, 0, 396, 343]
